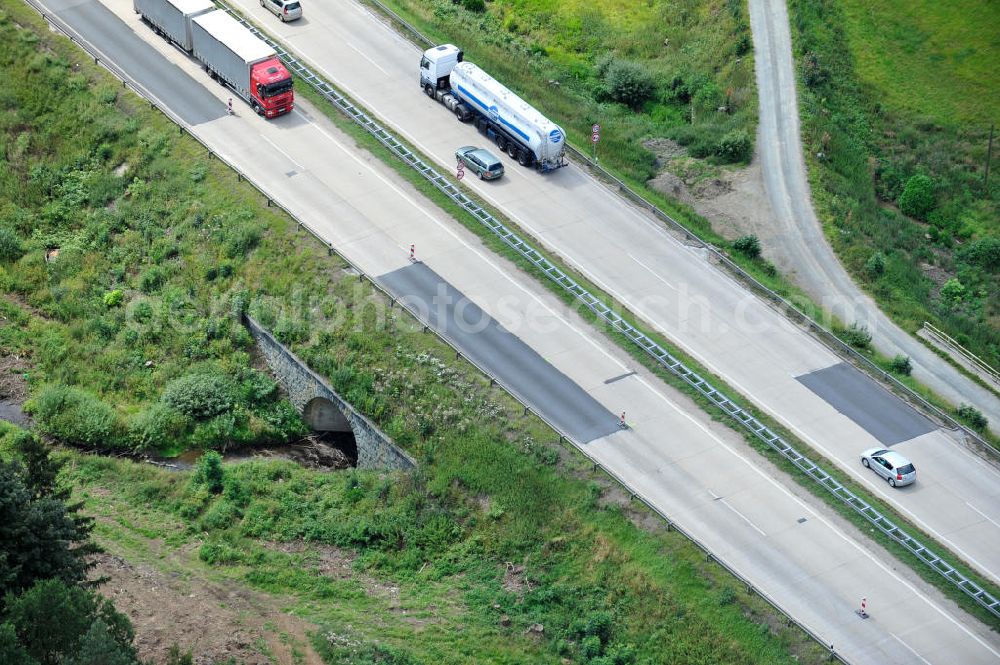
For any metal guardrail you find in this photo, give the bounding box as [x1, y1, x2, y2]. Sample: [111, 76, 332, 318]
[216, 1, 1000, 623]
[923, 322, 1000, 388]
[20, 1, 853, 659]
[357, 0, 997, 454]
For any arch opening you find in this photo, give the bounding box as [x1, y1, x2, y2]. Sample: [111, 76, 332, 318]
[302, 396, 358, 466]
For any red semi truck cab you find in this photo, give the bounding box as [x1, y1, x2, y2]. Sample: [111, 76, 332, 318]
[251, 57, 294, 118]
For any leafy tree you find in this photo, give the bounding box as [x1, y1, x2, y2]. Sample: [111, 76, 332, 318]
[65, 620, 134, 665]
[897, 174, 935, 219]
[733, 234, 761, 260]
[4, 579, 135, 665]
[0, 622, 39, 665]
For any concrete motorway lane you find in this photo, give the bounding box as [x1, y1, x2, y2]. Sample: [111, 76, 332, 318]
[747, 0, 1000, 435]
[221, 0, 1000, 586]
[36, 0, 1000, 660]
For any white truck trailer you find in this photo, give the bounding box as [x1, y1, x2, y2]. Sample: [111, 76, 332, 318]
[133, 0, 214, 52]
[420, 44, 566, 172]
[189, 10, 294, 117]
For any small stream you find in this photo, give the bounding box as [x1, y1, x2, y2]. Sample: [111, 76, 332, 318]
[0, 400, 30, 427]
[145, 431, 358, 471]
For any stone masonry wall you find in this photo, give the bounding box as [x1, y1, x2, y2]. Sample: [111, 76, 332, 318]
[244, 315, 415, 471]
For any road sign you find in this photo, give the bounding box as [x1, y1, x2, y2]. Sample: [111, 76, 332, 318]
[591, 132, 600, 143]
[592, 123, 600, 133]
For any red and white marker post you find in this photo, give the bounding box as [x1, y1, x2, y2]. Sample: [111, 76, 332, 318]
[619, 411, 627, 429]
[409, 244, 416, 262]
[228, 98, 233, 115]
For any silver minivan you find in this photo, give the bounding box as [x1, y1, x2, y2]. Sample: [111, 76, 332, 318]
[261, 0, 301, 21]
[861, 448, 916, 487]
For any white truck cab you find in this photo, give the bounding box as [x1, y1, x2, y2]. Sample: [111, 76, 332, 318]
[420, 43, 463, 91]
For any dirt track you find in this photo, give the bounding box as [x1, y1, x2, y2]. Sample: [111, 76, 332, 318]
[91, 551, 324, 665]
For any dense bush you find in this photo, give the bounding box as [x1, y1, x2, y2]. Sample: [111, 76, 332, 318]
[128, 403, 190, 451]
[889, 354, 912, 375]
[842, 322, 872, 349]
[716, 129, 752, 163]
[192, 451, 224, 494]
[956, 404, 988, 432]
[733, 234, 761, 259]
[897, 174, 936, 219]
[223, 224, 261, 259]
[600, 58, 656, 110]
[0, 226, 22, 262]
[864, 251, 886, 278]
[962, 237, 1000, 271]
[940, 278, 965, 303]
[29, 384, 121, 448]
[161, 372, 234, 420]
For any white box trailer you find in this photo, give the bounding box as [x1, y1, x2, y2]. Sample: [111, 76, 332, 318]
[132, 0, 214, 52]
[190, 10, 275, 105]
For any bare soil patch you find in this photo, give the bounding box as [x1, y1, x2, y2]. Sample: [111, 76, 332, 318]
[90, 552, 324, 665]
[645, 141, 788, 270]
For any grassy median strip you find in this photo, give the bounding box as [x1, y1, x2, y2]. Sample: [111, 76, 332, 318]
[0, 2, 834, 662]
[279, 21, 1000, 629]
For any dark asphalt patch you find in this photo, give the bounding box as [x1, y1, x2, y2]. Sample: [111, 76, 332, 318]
[379, 263, 620, 443]
[796, 362, 935, 446]
[47, 0, 226, 126]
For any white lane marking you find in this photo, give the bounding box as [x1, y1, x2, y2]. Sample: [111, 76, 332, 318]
[577, 266, 1000, 585]
[629, 253, 676, 290]
[258, 134, 305, 171]
[891, 633, 933, 665]
[709, 490, 767, 536]
[347, 41, 389, 76]
[967, 502, 1000, 530]
[286, 109, 628, 374]
[629, 372, 1000, 659]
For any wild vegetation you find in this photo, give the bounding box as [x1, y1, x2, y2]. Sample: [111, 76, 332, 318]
[0, 2, 828, 662]
[789, 0, 1000, 371]
[379, 0, 757, 177]
[0, 2, 314, 454]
